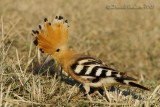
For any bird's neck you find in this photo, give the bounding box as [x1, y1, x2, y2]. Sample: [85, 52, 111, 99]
[52, 46, 76, 68]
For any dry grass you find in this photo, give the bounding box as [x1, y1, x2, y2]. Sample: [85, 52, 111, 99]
[0, 0, 160, 106]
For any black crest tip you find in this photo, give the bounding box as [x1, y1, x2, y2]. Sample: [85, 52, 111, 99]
[59, 16, 63, 20]
[39, 48, 44, 53]
[36, 30, 39, 34]
[39, 25, 41, 29]
[33, 39, 38, 46]
[44, 18, 48, 22]
[55, 16, 58, 19]
[65, 20, 68, 23]
[32, 30, 36, 34]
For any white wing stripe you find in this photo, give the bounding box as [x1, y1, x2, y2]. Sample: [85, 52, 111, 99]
[123, 80, 129, 84]
[75, 65, 84, 74]
[78, 59, 90, 64]
[95, 68, 103, 76]
[85, 65, 95, 75]
[78, 59, 95, 64]
[85, 65, 98, 75]
[106, 70, 112, 76]
[116, 74, 121, 77]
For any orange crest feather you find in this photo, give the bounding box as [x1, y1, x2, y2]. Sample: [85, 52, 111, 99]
[33, 16, 69, 54]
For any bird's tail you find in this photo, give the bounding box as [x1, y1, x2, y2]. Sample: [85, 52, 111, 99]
[115, 77, 150, 91]
[128, 81, 149, 90]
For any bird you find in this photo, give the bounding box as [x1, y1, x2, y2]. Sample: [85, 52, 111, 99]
[32, 16, 149, 101]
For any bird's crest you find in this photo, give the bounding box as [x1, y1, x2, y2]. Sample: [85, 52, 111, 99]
[32, 16, 69, 54]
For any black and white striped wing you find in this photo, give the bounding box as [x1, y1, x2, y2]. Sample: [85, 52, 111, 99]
[71, 57, 122, 82]
[71, 56, 149, 90]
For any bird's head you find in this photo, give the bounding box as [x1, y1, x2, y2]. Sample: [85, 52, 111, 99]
[33, 16, 69, 56]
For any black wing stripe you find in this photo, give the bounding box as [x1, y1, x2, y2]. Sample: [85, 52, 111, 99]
[71, 62, 78, 71]
[111, 72, 119, 75]
[88, 66, 99, 77]
[82, 61, 101, 65]
[100, 66, 116, 71]
[99, 70, 107, 78]
[77, 66, 89, 75]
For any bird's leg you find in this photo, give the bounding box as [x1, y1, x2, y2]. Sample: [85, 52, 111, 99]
[83, 85, 93, 102]
[89, 88, 101, 97]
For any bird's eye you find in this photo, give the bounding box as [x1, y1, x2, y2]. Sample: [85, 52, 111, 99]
[56, 49, 60, 52]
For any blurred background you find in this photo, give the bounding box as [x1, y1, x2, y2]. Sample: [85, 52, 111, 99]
[0, 0, 159, 84]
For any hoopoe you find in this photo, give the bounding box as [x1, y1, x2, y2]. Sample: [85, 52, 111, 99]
[32, 16, 149, 101]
